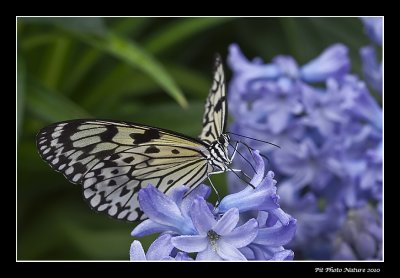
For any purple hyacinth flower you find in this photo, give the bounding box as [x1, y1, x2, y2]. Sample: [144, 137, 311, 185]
[131, 184, 211, 237]
[333, 205, 382, 260]
[360, 17, 383, 46]
[218, 151, 279, 213]
[172, 197, 258, 261]
[360, 46, 382, 93]
[300, 44, 350, 83]
[130, 234, 192, 261]
[240, 210, 296, 260]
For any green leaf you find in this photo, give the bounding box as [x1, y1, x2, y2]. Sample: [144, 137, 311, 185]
[63, 18, 152, 94]
[82, 63, 210, 114]
[90, 32, 188, 108]
[62, 48, 101, 94]
[26, 81, 91, 122]
[143, 17, 235, 54]
[167, 63, 210, 98]
[20, 17, 107, 36]
[17, 57, 26, 140]
[63, 222, 132, 259]
[41, 36, 72, 91]
[81, 64, 157, 113]
[110, 17, 151, 36]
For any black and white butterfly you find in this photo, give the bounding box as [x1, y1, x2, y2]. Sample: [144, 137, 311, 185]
[36, 54, 242, 222]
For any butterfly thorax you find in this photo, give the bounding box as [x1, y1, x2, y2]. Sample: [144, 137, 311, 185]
[207, 134, 231, 172]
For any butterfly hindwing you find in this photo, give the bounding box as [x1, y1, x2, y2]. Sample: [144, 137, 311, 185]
[199, 54, 227, 144]
[37, 119, 212, 221]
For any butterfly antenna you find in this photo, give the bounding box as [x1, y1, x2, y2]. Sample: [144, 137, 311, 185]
[227, 132, 281, 148]
[228, 141, 257, 174]
[239, 140, 271, 165]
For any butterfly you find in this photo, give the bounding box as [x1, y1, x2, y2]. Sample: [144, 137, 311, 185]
[36, 54, 240, 222]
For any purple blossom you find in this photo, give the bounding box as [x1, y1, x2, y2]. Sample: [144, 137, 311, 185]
[360, 17, 383, 46]
[300, 44, 350, 82]
[218, 151, 279, 213]
[130, 151, 296, 260]
[240, 210, 296, 260]
[172, 198, 258, 261]
[360, 17, 383, 94]
[131, 184, 210, 237]
[227, 43, 382, 260]
[360, 46, 382, 93]
[130, 234, 192, 261]
[333, 205, 382, 260]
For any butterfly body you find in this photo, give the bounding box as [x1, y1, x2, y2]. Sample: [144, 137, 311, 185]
[207, 134, 231, 172]
[37, 54, 232, 222]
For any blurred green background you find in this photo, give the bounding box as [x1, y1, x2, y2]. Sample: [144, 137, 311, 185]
[17, 17, 369, 260]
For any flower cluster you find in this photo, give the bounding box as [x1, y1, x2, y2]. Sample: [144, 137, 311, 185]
[130, 151, 296, 261]
[226, 19, 382, 260]
[360, 17, 382, 94]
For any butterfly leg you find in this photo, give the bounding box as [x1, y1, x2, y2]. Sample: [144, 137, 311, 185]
[226, 167, 256, 189]
[207, 176, 221, 209]
[228, 141, 258, 174]
[229, 141, 239, 161]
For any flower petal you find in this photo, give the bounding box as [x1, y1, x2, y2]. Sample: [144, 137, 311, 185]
[131, 219, 170, 237]
[223, 218, 258, 248]
[213, 208, 239, 235]
[354, 232, 377, 259]
[269, 249, 294, 261]
[300, 44, 350, 82]
[175, 252, 193, 261]
[361, 17, 382, 45]
[217, 241, 247, 261]
[190, 197, 216, 235]
[146, 234, 175, 260]
[168, 186, 189, 207]
[253, 218, 297, 246]
[171, 235, 208, 253]
[138, 185, 185, 228]
[219, 169, 279, 213]
[333, 242, 357, 260]
[196, 245, 222, 261]
[180, 184, 211, 219]
[129, 241, 146, 261]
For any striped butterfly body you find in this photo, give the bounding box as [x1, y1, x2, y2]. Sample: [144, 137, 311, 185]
[37, 54, 232, 222]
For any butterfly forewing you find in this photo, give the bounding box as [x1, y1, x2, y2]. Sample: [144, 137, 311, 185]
[37, 120, 212, 221]
[199, 54, 227, 144]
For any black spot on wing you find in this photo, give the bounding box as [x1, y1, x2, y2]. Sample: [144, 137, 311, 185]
[144, 146, 160, 154]
[109, 180, 117, 186]
[100, 125, 118, 141]
[214, 96, 226, 112]
[111, 169, 119, 175]
[73, 163, 87, 174]
[130, 128, 161, 144]
[123, 156, 135, 163]
[205, 126, 213, 137]
[119, 186, 130, 197]
[171, 149, 180, 154]
[109, 153, 120, 161]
